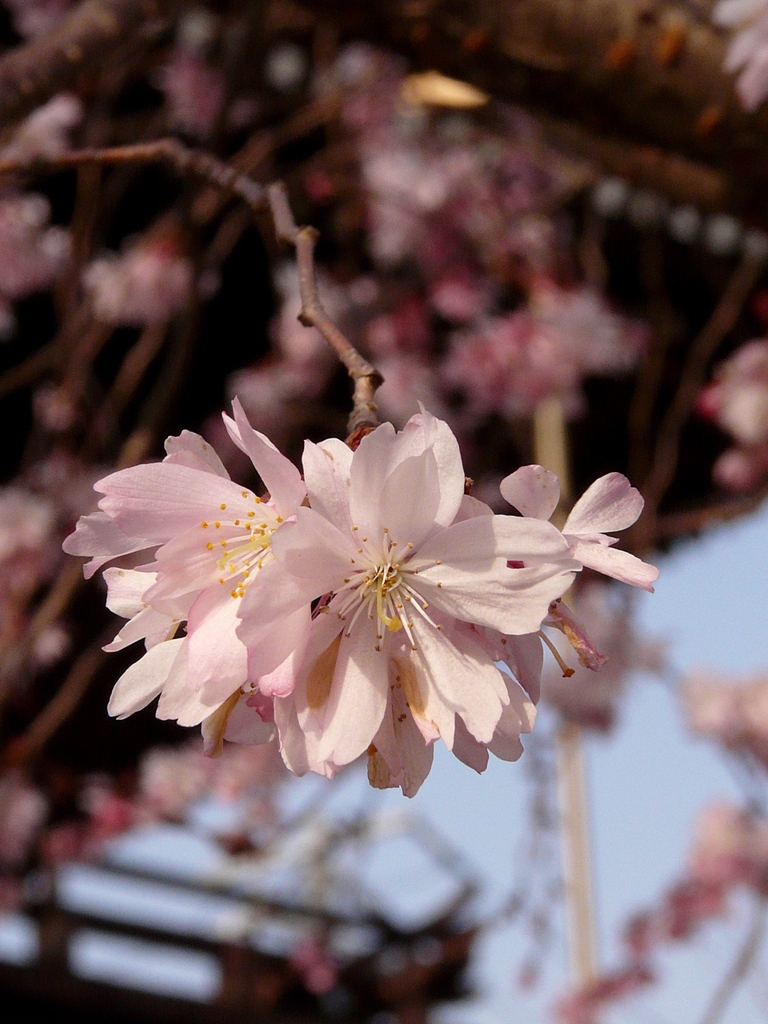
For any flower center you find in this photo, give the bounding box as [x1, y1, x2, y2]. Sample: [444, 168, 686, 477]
[198, 492, 283, 599]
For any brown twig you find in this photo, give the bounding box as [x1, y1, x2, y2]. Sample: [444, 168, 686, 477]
[633, 251, 767, 550]
[267, 181, 383, 433]
[0, 139, 268, 213]
[697, 897, 767, 1024]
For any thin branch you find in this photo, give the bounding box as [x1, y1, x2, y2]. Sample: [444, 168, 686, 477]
[697, 897, 767, 1024]
[268, 181, 383, 433]
[0, 139, 268, 213]
[17, 627, 115, 763]
[632, 252, 767, 551]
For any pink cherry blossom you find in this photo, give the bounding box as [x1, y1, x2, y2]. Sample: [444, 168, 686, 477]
[684, 671, 768, 768]
[714, 0, 768, 111]
[500, 466, 659, 591]
[63, 399, 306, 742]
[1, 93, 82, 162]
[689, 803, 768, 892]
[697, 339, 768, 491]
[236, 410, 578, 794]
[82, 230, 194, 327]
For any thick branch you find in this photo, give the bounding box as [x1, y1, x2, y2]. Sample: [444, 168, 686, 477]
[0, 0, 180, 128]
[308, 0, 768, 216]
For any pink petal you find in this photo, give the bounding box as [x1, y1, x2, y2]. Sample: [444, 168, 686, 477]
[311, 615, 389, 767]
[107, 637, 184, 719]
[411, 617, 508, 745]
[156, 646, 224, 727]
[302, 438, 354, 535]
[237, 560, 320, 649]
[568, 539, 658, 592]
[186, 586, 248, 701]
[500, 466, 560, 520]
[400, 407, 465, 527]
[96, 462, 252, 542]
[564, 473, 644, 536]
[377, 450, 441, 549]
[164, 430, 230, 478]
[223, 397, 305, 516]
[103, 606, 176, 652]
[250, 607, 311, 693]
[451, 716, 490, 773]
[412, 515, 575, 635]
[369, 682, 434, 797]
[270, 508, 355, 584]
[62, 511, 154, 579]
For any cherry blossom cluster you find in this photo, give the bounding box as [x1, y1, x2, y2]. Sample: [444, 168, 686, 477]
[697, 339, 768, 491]
[65, 404, 657, 796]
[685, 670, 768, 767]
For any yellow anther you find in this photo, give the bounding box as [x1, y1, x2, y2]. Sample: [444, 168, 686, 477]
[220, 503, 226, 510]
[201, 521, 208, 528]
[219, 577, 225, 584]
[206, 542, 213, 551]
[247, 511, 255, 518]
[241, 491, 248, 498]
[220, 540, 227, 547]
[254, 496, 261, 503]
[234, 519, 240, 526]
[214, 521, 221, 528]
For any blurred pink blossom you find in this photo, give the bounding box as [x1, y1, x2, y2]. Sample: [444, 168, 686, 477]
[83, 231, 194, 326]
[685, 671, 768, 767]
[714, 0, 768, 111]
[1, 93, 82, 162]
[698, 339, 768, 491]
[3, 0, 73, 38]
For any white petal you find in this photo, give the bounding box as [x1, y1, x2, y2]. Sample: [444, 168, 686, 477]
[107, 637, 184, 719]
[270, 508, 355, 583]
[500, 466, 560, 520]
[564, 473, 644, 536]
[224, 398, 305, 516]
[96, 463, 252, 542]
[103, 606, 176, 652]
[311, 615, 389, 767]
[164, 430, 230, 478]
[569, 539, 658, 591]
[274, 692, 315, 776]
[378, 450, 441, 549]
[104, 567, 156, 618]
[156, 645, 224, 727]
[411, 617, 507, 745]
[186, 586, 248, 702]
[302, 438, 354, 534]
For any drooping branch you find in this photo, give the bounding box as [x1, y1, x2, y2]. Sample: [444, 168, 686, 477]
[268, 182, 383, 434]
[304, 0, 768, 217]
[0, 0, 181, 128]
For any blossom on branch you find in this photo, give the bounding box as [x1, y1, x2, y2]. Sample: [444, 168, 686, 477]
[235, 409, 580, 795]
